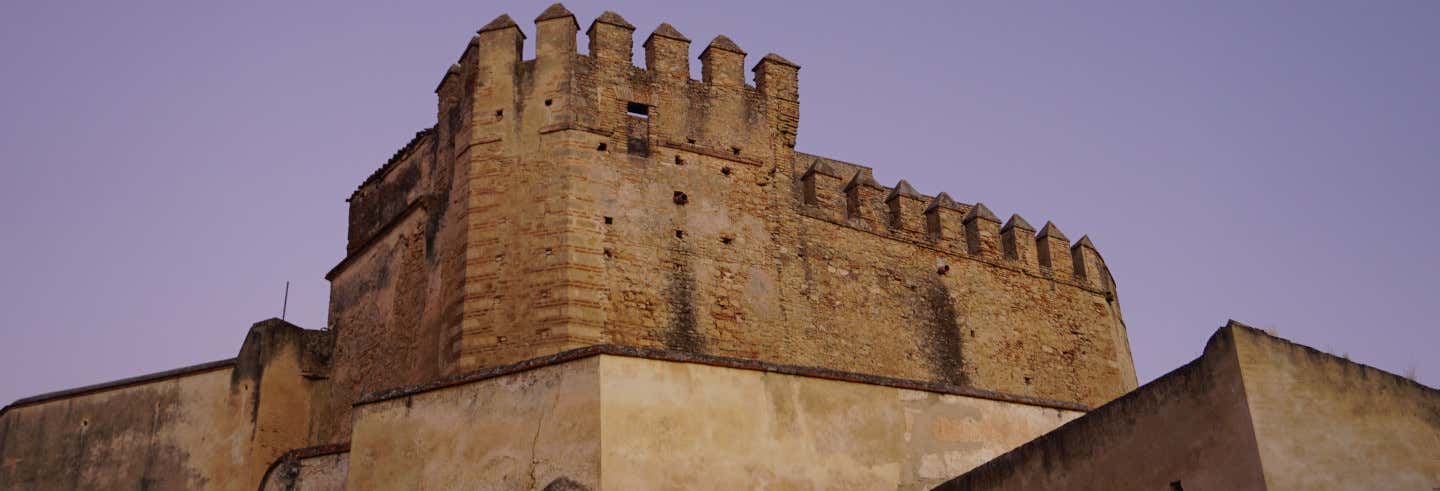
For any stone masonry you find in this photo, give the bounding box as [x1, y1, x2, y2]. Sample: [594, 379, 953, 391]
[322, 2, 1138, 443]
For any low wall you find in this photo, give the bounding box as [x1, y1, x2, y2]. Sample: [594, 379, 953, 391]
[346, 357, 602, 489]
[0, 319, 328, 490]
[936, 322, 1440, 491]
[598, 355, 1080, 490]
[1235, 325, 1440, 489]
[0, 362, 253, 490]
[345, 346, 1082, 490]
[934, 325, 1268, 490]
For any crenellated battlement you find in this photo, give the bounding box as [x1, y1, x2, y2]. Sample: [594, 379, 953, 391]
[418, 5, 801, 171]
[796, 152, 1114, 292]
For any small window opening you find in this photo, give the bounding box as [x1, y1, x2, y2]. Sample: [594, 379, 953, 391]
[675, 230, 685, 239]
[495, 109, 503, 118]
[544, 99, 553, 106]
[674, 155, 684, 166]
[730, 146, 741, 156]
[721, 237, 733, 245]
[673, 191, 688, 205]
[1170, 481, 1184, 491]
[626, 102, 649, 118]
[597, 142, 607, 152]
[603, 216, 613, 225]
[721, 167, 732, 176]
[603, 248, 613, 258]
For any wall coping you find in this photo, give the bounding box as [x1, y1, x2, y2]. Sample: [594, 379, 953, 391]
[0, 358, 236, 417]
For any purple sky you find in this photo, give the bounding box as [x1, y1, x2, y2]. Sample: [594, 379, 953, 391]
[2, 1, 1437, 405]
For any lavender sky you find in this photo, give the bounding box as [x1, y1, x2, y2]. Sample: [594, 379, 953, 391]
[1, 1, 1436, 405]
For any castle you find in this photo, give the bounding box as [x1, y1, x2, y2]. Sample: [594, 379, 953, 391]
[2, 5, 1435, 490]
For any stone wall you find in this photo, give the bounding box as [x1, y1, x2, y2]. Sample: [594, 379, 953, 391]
[331, 6, 1137, 412]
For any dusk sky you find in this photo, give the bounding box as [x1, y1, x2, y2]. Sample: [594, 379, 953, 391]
[1, 1, 1436, 405]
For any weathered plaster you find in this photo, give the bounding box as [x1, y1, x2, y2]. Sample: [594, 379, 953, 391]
[1234, 325, 1440, 489]
[345, 357, 601, 490]
[598, 355, 1079, 490]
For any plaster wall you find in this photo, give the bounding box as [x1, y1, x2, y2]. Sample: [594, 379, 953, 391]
[1233, 326, 1440, 490]
[0, 368, 247, 490]
[345, 357, 601, 490]
[598, 355, 1081, 490]
[934, 326, 1268, 490]
[340, 351, 1079, 490]
[0, 319, 326, 491]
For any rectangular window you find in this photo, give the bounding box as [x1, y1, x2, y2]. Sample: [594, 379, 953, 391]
[626, 101, 649, 118]
[626, 102, 650, 156]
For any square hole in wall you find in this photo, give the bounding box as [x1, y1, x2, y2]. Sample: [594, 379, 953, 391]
[604, 216, 613, 225]
[626, 101, 649, 118]
[597, 143, 607, 152]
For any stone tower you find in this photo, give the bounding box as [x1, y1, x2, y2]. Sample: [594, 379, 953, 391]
[326, 2, 1138, 449]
